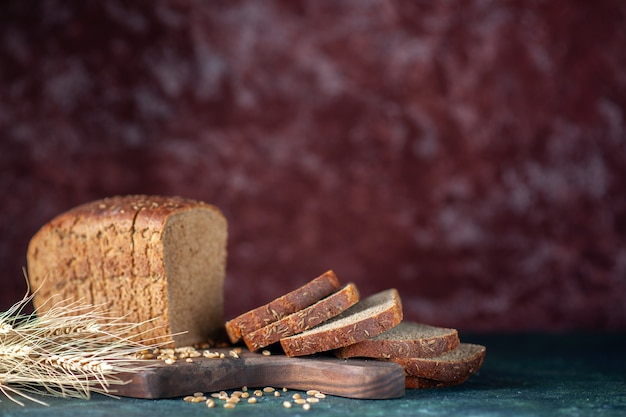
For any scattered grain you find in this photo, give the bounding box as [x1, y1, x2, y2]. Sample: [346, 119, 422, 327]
[262, 350, 271, 356]
[187, 385, 325, 409]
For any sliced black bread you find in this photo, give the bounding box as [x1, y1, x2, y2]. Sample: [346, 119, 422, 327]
[405, 375, 469, 389]
[280, 288, 403, 357]
[225, 270, 341, 343]
[392, 343, 486, 382]
[243, 283, 360, 351]
[334, 321, 460, 359]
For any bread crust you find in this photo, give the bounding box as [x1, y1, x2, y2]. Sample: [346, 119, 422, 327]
[243, 283, 360, 351]
[280, 289, 403, 357]
[334, 321, 460, 359]
[225, 270, 341, 343]
[391, 343, 486, 382]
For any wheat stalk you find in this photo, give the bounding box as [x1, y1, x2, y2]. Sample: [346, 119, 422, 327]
[0, 289, 170, 406]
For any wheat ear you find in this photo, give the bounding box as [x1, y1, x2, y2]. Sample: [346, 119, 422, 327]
[0, 290, 170, 406]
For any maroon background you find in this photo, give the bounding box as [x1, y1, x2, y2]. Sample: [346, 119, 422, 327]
[1, 0, 625, 331]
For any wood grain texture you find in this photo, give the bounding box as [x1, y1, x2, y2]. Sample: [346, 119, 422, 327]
[113, 348, 405, 400]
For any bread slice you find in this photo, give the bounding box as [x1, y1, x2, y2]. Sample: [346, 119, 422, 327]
[280, 288, 403, 357]
[26, 195, 228, 347]
[334, 321, 459, 359]
[225, 270, 340, 343]
[243, 283, 360, 351]
[405, 375, 469, 389]
[392, 343, 486, 382]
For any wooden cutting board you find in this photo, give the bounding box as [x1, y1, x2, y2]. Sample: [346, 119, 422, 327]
[113, 348, 405, 400]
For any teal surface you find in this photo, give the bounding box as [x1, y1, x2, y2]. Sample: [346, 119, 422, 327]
[1, 333, 624, 416]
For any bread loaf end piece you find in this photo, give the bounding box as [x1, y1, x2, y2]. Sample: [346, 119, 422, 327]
[280, 288, 403, 357]
[26, 195, 228, 347]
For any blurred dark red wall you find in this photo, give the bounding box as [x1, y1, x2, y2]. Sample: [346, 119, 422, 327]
[1, 0, 625, 331]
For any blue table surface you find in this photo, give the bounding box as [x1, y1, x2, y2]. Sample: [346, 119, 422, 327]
[1, 332, 624, 417]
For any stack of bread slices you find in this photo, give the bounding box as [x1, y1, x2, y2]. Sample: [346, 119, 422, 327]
[225, 270, 485, 389]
